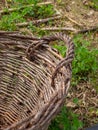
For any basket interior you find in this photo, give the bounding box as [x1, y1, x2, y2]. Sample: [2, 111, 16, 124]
[0, 35, 66, 129]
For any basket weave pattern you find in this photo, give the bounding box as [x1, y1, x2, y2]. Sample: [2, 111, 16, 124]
[0, 32, 74, 130]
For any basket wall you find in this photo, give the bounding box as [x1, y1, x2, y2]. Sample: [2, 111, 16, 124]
[0, 32, 74, 130]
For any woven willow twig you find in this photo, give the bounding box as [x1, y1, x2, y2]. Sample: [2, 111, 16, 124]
[0, 32, 74, 130]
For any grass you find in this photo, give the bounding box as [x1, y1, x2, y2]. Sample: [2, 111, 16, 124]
[0, 0, 55, 30]
[53, 34, 98, 85]
[72, 34, 98, 84]
[83, 0, 98, 10]
[49, 106, 83, 130]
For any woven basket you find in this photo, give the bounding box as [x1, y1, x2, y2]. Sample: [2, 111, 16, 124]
[0, 31, 74, 130]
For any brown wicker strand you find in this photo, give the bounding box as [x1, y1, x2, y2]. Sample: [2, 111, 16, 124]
[0, 31, 74, 130]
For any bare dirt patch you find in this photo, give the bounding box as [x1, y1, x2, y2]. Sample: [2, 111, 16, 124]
[56, 0, 98, 28]
[66, 82, 98, 128]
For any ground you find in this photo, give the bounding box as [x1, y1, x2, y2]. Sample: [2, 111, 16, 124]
[54, 0, 98, 128]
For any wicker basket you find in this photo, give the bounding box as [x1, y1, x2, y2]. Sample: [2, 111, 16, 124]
[0, 32, 74, 130]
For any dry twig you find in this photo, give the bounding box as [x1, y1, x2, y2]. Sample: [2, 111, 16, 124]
[0, 1, 52, 15]
[64, 14, 83, 27]
[76, 26, 98, 33]
[41, 26, 98, 34]
[41, 27, 77, 32]
[4, 0, 8, 8]
[16, 16, 62, 27]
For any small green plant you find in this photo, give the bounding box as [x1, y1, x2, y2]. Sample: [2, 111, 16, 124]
[72, 34, 98, 83]
[53, 44, 66, 57]
[0, 12, 25, 30]
[0, 0, 55, 30]
[53, 34, 98, 85]
[89, 0, 98, 10]
[84, 0, 98, 10]
[49, 106, 83, 130]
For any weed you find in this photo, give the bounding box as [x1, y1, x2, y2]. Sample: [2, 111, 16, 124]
[92, 0, 98, 10]
[53, 34, 98, 85]
[72, 34, 98, 84]
[0, 0, 55, 30]
[0, 12, 25, 30]
[53, 44, 66, 57]
[49, 106, 83, 130]
[84, 0, 98, 10]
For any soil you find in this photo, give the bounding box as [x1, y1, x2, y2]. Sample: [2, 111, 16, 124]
[55, 0, 98, 129]
[56, 0, 98, 27]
